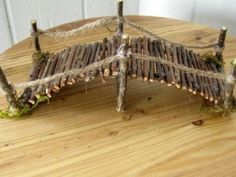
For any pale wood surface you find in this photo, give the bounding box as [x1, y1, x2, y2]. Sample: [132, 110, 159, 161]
[0, 16, 236, 177]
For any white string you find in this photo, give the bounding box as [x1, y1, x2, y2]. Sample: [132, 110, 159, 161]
[40, 17, 117, 38]
[37, 16, 220, 51]
[0, 53, 229, 96]
[123, 17, 219, 50]
[132, 54, 227, 80]
[9, 44, 125, 89]
[0, 17, 231, 96]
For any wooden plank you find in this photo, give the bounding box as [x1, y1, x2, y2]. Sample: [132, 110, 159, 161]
[5, 0, 84, 43]
[0, 0, 13, 53]
[0, 16, 236, 177]
[84, 0, 139, 18]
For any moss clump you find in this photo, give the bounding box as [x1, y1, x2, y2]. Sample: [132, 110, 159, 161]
[201, 51, 225, 70]
[0, 95, 49, 119]
[32, 51, 51, 63]
[200, 98, 236, 116]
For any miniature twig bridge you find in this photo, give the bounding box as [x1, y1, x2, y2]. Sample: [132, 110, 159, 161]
[0, 0, 236, 118]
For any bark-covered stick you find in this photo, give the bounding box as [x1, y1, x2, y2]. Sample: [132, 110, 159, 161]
[112, 36, 119, 76]
[153, 40, 164, 82]
[46, 54, 59, 97]
[137, 37, 143, 80]
[116, 34, 129, 112]
[158, 42, 172, 86]
[67, 44, 82, 85]
[148, 38, 154, 82]
[224, 59, 236, 109]
[52, 47, 71, 90]
[31, 20, 41, 53]
[28, 60, 47, 104]
[143, 36, 149, 81]
[0, 67, 18, 110]
[85, 42, 99, 81]
[60, 45, 77, 86]
[117, 0, 124, 37]
[104, 40, 112, 77]
[130, 38, 137, 78]
[176, 47, 187, 89]
[165, 44, 176, 85]
[216, 27, 227, 59]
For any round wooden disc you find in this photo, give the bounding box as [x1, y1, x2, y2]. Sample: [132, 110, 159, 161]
[0, 16, 236, 176]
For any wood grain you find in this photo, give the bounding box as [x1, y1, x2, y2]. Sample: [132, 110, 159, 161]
[0, 16, 236, 177]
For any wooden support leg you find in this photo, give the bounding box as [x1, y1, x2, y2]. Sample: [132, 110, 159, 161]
[116, 35, 129, 112]
[117, 0, 124, 37]
[116, 0, 127, 112]
[0, 67, 19, 111]
[31, 20, 44, 64]
[224, 59, 236, 109]
[116, 60, 127, 112]
[31, 20, 41, 53]
[216, 27, 227, 59]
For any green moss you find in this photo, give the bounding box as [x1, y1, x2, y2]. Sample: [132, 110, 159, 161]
[32, 51, 51, 63]
[231, 58, 236, 66]
[0, 95, 49, 119]
[200, 98, 236, 116]
[201, 51, 225, 70]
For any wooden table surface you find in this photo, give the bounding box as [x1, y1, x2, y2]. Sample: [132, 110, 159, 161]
[0, 16, 236, 177]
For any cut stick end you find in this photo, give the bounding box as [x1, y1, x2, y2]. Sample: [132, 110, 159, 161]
[149, 79, 154, 83]
[209, 97, 214, 102]
[112, 72, 118, 76]
[116, 106, 125, 112]
[221, 26, 227, 31]
[214, 99, 219, 104]
[104, 69, 110, 77]
[28, 100, 36, 105]
[46, 93, 52, 98]
[122, 34, 128, 40]
[31, 19, 37, 25]
[175, 84, 181, 89]
[85, 78, 91, 82]
[52, 85, 60, 92]
[144, 77, 148, 82]
[67, 81, 74, 85]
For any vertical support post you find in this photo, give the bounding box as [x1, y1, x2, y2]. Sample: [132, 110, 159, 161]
[117, 0, 124, 37]
[224, 59, 236, 109]
[31, 20, 41, 53]
[116, 35, 129, 112]
[216, 27, 227, 59]
[0, 67, 18, 110]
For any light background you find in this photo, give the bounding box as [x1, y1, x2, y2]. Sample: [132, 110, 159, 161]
[0, 0, 235, 52]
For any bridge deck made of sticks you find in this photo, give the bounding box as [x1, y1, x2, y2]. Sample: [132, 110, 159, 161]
[0, 0, 235, 118]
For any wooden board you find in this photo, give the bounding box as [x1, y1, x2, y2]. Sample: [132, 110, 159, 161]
[0, 16, 236, 177]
